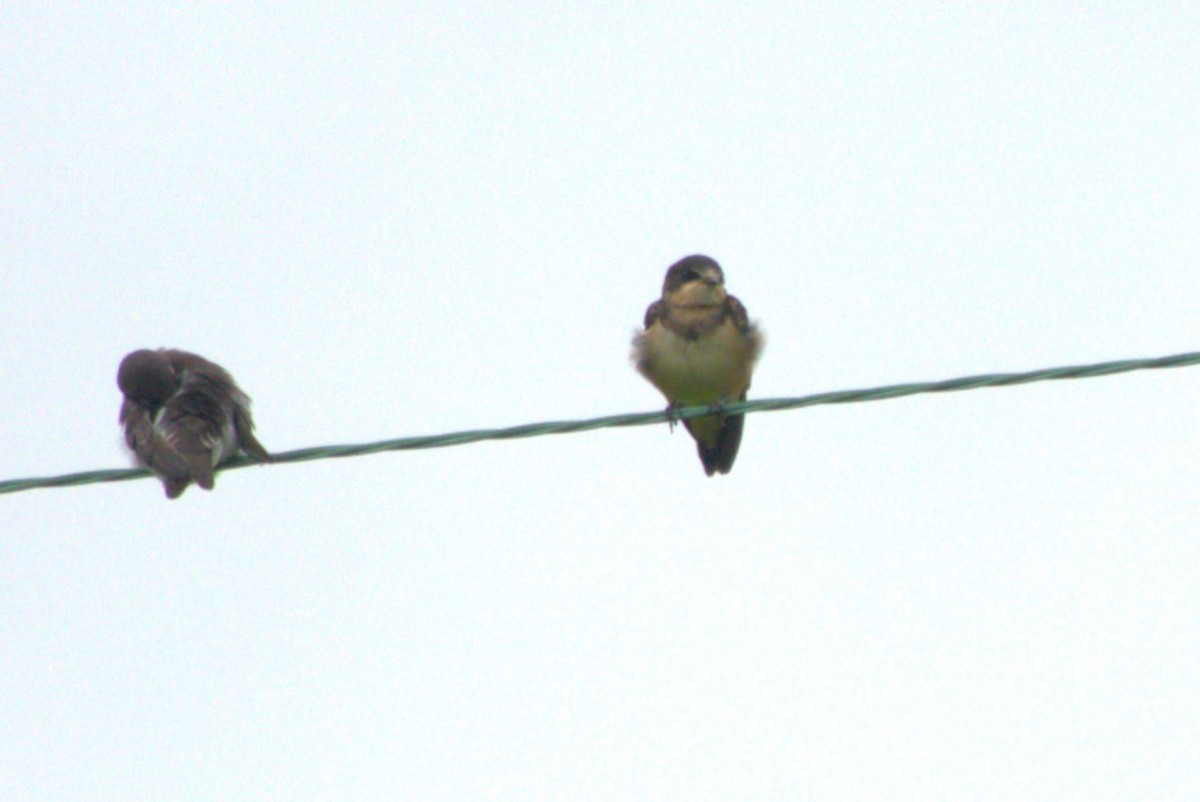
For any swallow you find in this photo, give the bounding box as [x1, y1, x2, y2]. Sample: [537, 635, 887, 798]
[632, 255, 764, 476]
[117, 349, 270, 498]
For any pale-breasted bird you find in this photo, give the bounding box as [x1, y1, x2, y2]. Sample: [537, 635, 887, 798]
[117, 349, 270, 498]
[632, 255, 764, 476]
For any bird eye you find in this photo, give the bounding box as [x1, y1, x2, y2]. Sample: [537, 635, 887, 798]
[681, 269, 698, 282]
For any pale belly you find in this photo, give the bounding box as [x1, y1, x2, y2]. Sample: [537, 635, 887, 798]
[637, 320, 756, 405]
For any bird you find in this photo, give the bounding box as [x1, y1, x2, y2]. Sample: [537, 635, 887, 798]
[117, 349, 270, 498]
[632, 255, 764, 476]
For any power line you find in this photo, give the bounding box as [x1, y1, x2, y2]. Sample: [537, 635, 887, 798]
[3, 349, 1198, 496]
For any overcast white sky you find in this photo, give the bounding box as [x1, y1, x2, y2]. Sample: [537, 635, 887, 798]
[4, 4, 1200, 800]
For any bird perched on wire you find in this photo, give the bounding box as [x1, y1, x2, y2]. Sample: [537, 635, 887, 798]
[632, 255, 764, 476]
[117, 349, 270, 498]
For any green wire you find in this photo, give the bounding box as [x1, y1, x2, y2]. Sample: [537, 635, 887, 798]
[3, 350, 1198, 496]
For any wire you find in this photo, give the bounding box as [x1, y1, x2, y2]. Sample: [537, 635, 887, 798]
[2, 350, 1198, 496]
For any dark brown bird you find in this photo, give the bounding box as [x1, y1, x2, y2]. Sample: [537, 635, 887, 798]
[117, 349, 270, 498]
[632, 255, 764, 476]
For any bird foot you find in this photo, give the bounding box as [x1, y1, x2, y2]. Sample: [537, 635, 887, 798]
[665, 402, 683, 432]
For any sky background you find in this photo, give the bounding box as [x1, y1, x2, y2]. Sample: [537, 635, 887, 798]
[4, 4, 1200, 800]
